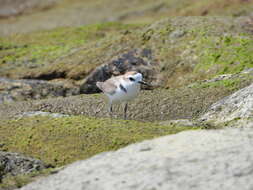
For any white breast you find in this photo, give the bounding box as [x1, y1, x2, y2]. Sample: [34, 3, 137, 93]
[108, 81, 140, 103]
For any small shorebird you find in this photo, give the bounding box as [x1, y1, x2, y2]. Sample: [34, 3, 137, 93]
[96, 71, 149, 119]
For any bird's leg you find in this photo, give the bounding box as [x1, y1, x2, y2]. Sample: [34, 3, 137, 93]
[108, 102, 113, 118]
[110, 104, 113, 118]
[124, 102, 128, 120]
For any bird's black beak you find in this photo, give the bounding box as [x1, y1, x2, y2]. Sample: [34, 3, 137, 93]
[138, 80, 149, 86]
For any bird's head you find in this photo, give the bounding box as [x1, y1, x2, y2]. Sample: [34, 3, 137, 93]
[124, 71, 149, 86]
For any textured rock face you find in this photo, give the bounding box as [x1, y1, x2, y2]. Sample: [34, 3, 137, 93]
[20, 128, 253, 190]
[80, 49, 157, 94]
[200, 83, 253, 127]
[0, 151, 46, 181]
[0, 78, 79, 103]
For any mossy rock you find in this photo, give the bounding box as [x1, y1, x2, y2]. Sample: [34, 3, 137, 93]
[0, 115, 202, 167]
[142, 16, 253, 88]
[0, 22, 142, 80]
[1, 17, 253, 92]
[193, 35, 253, 77]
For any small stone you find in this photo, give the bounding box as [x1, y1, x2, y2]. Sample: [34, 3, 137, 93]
[169, 30, 186, 38]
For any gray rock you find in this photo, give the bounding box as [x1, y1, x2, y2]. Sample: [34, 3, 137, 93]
[169, 30, 186, 38]
[200, 83, 253, 127]
[0, 78, 79, 104]
[80, 48, 157, 94]
[203, 74, 233, 83]
[20, 127, 253, 190]
[0, 151, 47, 181]
[242, 68, 253, 74]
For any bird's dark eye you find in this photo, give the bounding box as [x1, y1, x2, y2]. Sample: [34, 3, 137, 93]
[129, 77, 135, 81]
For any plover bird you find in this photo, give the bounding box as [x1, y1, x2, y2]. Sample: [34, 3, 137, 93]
[96, 71, 149, 119]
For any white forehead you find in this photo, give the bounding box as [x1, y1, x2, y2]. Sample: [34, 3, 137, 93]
[134, 73, 142, 80]
[127, 72, 142, 80]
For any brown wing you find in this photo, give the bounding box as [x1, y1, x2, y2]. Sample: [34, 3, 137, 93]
[96, 79, 118, 95]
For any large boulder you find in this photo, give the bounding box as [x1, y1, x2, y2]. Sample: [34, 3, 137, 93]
[200, 82, 253, 127]
[0, 151, 46, 181]
[20, 127, 253, 190]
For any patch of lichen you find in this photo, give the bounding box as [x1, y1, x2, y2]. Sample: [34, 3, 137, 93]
[142, 17, 253, 88]
[194, 35, 253, 78]
[0, 115, 201, 167]
[139, 17, 252, 88]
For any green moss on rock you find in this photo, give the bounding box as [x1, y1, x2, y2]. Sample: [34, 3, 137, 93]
[194, 35, 253, 77]
[0, 17, 252, 90]
[0, 115, 201, 167]
[0, 22, 141, 79]
[191, 73, 253, 91]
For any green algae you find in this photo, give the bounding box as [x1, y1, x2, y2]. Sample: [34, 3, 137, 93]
[0, 115, 202, 167]
[193, 78, 243, 90]
[190, 73, 253, 91]
[194, 35, 253, 77]
[0, 22, 141, 78]
[144, 17, 253, 88]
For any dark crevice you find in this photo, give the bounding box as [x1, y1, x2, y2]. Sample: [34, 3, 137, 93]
[23, 71, 67, 80]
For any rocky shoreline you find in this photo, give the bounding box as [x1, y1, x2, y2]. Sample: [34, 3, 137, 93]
[0, 0, 253, 189]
